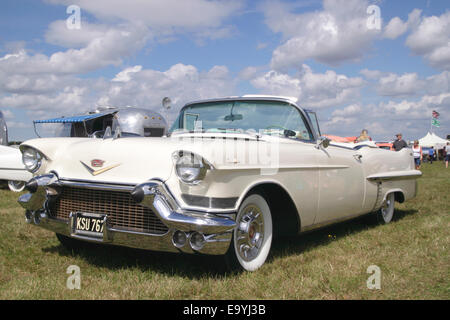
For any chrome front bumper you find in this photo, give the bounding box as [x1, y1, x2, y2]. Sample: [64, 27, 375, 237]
[18, 173, 236, 255]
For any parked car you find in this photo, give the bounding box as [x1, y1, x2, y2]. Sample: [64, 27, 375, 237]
[17, 96, 421, 271]
[0, 111, 33, 191]
[0, 145, 33, 192]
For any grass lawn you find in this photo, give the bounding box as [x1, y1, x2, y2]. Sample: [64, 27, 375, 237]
[0, 162, 448, 300]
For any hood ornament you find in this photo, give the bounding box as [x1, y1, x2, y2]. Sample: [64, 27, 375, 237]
[80, 160, 121, 176]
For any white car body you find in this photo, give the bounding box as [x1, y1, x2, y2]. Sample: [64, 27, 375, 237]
[17, 96, 421, 271]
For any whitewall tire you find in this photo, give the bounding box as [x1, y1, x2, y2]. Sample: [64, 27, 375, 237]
[8, 180, 25, 192]
[227, 193, 273, 272]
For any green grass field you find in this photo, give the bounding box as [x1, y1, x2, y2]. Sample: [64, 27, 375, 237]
[0, 163, 448, 300]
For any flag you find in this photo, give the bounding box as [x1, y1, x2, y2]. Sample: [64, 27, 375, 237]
[432, 110, 440, 118]
[431, 118, 440, 127]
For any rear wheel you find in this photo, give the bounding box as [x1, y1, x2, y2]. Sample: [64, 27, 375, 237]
[377, 193, 395, 224]
[226, 193, 272, 272]
[8, 180, 25, 192]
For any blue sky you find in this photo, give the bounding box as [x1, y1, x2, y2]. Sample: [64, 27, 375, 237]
[0, 0, 449, 141]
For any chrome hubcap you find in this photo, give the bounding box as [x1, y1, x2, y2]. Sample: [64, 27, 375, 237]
[236, 205, 264, 261]
[9, 181, 25, 190]
[381, 195, 393, 219]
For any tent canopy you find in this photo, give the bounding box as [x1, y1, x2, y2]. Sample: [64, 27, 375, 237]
[418, 132, 448, 148]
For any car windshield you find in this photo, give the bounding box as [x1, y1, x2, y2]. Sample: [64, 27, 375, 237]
[170, 100, 314, 141]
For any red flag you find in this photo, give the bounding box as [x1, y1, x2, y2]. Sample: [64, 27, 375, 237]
[432, 110, 440, 118]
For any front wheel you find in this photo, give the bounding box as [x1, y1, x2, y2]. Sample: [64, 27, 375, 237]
[226, 193, 273, 272]
[377, 193, 395, 224]
[8, 180, 25, 192]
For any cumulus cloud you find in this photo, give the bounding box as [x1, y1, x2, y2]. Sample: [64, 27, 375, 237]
[45, 0, 242, 40]
[361, 69, 450, 97]
[0, 62, 236, 125]
[0, 24, 149, 75]
[383, 9, 421, 39]
[376, 72, 424, 97]
[249, 64, 364, 109]
[112, 65, 143, 82]
[263, 0, 381, 70]
[405, 11, 450, 70]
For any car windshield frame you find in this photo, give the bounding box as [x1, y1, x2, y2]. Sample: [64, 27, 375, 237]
[169, 99, 317, 142]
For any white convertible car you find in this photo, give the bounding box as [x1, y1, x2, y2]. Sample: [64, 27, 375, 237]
[17, 96, 421, 271]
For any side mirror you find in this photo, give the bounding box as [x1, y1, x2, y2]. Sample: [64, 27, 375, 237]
[316, 136, 331, 149]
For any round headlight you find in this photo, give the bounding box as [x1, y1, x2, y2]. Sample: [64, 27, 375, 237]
[174, 152, 208, 184]
[22, 147, 42, 173]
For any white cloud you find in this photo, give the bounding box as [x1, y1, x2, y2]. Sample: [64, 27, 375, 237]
[383, 17, 409, 40]
[0, 63, 237, 125]
[112, 65, 143, 82]
[250, 64, 364, 109]
[331, 104, 362, 117]
[0, 24, 149, 75]
[406, 11, 450, 70]
[361, 69, 450, 97]
[383, 9, 421, 39]
[376, 72, 424, 97]
[263, 0, 381, 70]
[45, 0, 242, 40]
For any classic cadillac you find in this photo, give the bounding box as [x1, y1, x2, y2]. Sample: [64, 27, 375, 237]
[18, 96, 421, 271]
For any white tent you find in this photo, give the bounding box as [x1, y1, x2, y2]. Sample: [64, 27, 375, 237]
[418, 132, 448, 148]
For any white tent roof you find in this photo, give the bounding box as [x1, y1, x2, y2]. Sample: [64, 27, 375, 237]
[418, 132, 448, 148]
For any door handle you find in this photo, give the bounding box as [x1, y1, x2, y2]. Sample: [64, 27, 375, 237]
[353, 154, 363, 161]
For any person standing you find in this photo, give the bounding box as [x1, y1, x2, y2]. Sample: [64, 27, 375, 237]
[429, 147, 434, 164]
[445, 142, 450, 169]
[412, 140, 423, 170]
[393, 133, 407, 151]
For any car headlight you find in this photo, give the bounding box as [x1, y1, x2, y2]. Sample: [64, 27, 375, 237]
[22, 147, 43, 173]
[173, 151, 212, 184]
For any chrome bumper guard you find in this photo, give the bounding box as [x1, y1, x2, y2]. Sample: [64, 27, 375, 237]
[18, 173, 236, 255]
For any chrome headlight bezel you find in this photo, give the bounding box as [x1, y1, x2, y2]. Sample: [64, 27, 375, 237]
[172, 151, 212, 185]
[21, 147, 43, 173]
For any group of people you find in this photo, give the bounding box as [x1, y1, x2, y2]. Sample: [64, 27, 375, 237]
[355, 130, 450, 170]
[395, 133, 450, 170]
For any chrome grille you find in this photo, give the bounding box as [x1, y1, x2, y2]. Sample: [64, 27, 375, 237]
[48, 186, 168, 234]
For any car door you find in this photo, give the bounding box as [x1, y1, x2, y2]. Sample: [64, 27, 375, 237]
[313, 144, 366, 224]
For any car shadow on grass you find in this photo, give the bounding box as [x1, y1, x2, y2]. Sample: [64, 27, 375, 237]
[268, 208, 418, 262]
[42, 238, 232, 278]
[41, 208, 417, 278]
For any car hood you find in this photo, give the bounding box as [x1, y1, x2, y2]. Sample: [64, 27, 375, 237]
[21, 133, 286, 185]
[21, 137, 181, 184]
